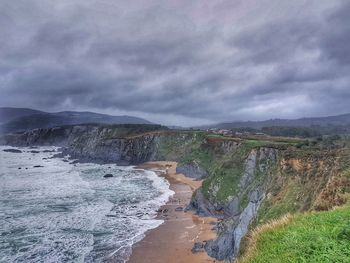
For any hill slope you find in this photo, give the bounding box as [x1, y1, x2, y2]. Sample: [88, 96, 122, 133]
[238, 205, 350, 263]
[0, 107, 152, 134]
[205, 113, 350, 130]
[0, 107, 45, 124]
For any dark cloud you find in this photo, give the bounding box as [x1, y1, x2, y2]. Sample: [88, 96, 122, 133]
[320, 1, 350, 65]
[0, 0, 349, 126]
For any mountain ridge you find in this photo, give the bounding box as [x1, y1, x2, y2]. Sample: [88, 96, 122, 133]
[0, 107, 153, 134]
[200, 113, 350, 130]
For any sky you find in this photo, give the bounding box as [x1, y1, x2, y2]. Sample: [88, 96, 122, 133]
[0, 0, 349, 126]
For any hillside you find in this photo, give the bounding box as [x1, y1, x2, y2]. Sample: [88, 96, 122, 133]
[156, 133, 350, 261]
[238, 205, 350, 263]
[0, 107, 45, 124]
[204, 113, 350, 130]
[0, 107, 152, 134]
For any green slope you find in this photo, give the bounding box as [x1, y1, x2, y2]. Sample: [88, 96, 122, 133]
[239, 205, 350, 263]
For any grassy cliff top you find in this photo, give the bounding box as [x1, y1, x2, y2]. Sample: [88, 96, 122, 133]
[239, 204, 350, 263]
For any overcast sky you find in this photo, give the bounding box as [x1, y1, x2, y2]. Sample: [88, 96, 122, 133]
[0, 0, 349, 126]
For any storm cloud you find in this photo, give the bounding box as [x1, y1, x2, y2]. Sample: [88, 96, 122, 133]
[0, 0, 349, 126]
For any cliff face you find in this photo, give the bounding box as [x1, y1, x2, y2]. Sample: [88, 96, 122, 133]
[257, 146, 350, 223]
[1, 126, 75, 146]
[2, 125, 163, 164]
[193, 147, 279, 261]
[61, 132, 160, 164]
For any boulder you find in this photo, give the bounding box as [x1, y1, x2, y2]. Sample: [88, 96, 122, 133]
[192, 242, 205, 253]
[3, 149, 22, 153]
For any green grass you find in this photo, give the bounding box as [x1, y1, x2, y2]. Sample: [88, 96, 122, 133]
[243, 139, 296, 149]
[201, 143, 251, 202]
[205, 134, 301, 146]
[257, 179, 302, 223]
[157, 131, 207, 161]
[241, 206, 350, 263]
[205, 134, 229, 139]
[202, 166, 243, 201]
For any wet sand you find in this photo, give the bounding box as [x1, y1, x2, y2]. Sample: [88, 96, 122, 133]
[128, 161, 218, 263]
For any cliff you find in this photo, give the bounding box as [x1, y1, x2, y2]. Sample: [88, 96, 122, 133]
[1, 124, 164, 164]
[2, 126, 349, 262]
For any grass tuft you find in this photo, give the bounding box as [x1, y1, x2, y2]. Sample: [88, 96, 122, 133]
[238, 206, 350, 263]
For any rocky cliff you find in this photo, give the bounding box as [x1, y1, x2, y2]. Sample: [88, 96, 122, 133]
[2, 126, 348, 262]
[190, 147, 279, 261]
[1, 125, 164, 164]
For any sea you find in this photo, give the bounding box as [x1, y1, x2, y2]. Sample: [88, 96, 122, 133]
[0, 146, 174, 263]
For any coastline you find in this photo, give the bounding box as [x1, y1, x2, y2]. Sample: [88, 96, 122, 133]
[127, 161, 218, 263]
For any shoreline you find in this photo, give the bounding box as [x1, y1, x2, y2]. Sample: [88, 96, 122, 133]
[2, 146, 219, 262]
[127, 161, 218, 263]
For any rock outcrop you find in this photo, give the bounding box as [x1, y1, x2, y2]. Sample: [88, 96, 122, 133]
[191, 147, 279, 261]
[176, 161, 208, 180]
[60, 133, 160, 164]
[3, 148, 22, 153]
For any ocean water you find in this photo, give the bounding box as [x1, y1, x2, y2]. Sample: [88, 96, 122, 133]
[0, 146, 174, 263]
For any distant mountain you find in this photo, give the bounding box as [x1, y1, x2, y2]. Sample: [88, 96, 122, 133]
[204, 113, 350, 130]
[0, 107, 153, 134]
[0, 107, 46, 124]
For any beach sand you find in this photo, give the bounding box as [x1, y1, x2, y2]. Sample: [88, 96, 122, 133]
[127, 161, 218, 263]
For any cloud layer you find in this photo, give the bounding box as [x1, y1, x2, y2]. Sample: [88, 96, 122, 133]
[1, 0, 349, 126]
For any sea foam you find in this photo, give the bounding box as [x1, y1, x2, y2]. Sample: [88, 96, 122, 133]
[0, 146, 173, 263]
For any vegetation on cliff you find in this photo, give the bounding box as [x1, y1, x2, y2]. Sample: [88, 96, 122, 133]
[238, 205, 350, 263]
[158, 132, 299, 203]
[237, 136, 350, 262]
[158, 132, 350, 261]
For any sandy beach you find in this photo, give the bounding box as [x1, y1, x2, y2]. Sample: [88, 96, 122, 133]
[128, 161, 218, 263]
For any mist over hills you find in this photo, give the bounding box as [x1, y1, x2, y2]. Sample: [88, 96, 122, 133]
[0, 107, 152, 134]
